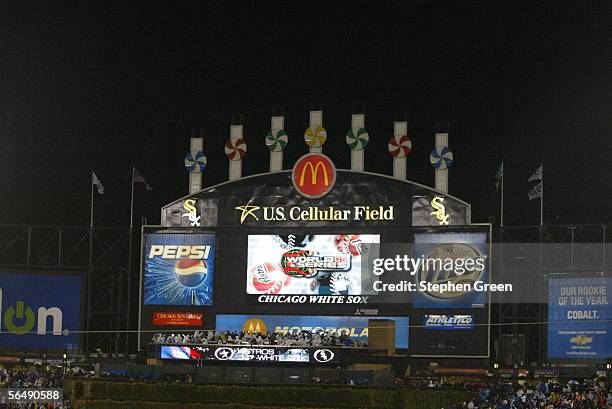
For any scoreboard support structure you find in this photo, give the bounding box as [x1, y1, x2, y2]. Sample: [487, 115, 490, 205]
[309, 110, 323, 154]
[392, 121, 407, 180]
[269, 116, 285, 172]
[350, 114, 365, 172]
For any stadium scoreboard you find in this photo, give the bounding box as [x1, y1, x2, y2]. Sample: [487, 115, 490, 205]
[139, 161, 492, 358]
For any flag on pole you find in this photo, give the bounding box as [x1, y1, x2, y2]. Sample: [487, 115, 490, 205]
[528, 182, 542, 200]
[494, 161, 504, 191]
[133, 168, 153, 190]
[92, 172, 104, 195]
[527, 163, 544, 225]
[528, 165, 542, 182]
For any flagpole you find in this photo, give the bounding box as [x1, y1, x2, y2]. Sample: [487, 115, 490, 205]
[540, 163, 544, 226]
[500, 161, 504, 227]
[87, 171, 94, 352]
[130, 166, 135, 228]
[126, 165, 135, 354]
[90, 171, 95, 227]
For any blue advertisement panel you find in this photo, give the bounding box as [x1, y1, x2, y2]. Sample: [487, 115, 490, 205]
[216, 314, 409, 349]
[413, 232, 488, 308]
[548, 277, 611, 359]
[0, 272, 81, 350]
[144, 233, 216, 306]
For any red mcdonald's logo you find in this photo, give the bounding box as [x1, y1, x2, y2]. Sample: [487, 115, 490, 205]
[291, 153, 336, 198]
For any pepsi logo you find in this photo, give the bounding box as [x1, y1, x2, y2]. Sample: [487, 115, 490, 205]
[174, 259, 208, 287]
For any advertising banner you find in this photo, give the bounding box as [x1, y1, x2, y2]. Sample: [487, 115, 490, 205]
[216, 314, 409, 349]
[422, 314, 475, 330]
[152, 312, 203, 327]
[547, 277, 611, 359]
[246, 234, 379, 297]
[0, 272, 81, 350]
[413, 232, 488, 308]
[160, 345, 341, 363]
[143, 232, 216, 306]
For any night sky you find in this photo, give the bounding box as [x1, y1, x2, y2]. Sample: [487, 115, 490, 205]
[2, 2, 611, 228]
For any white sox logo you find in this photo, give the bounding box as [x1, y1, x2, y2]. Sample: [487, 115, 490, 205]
[182, 199, 201, 227]
[430, 197, 450, 225]
[313, 349, 334, 363]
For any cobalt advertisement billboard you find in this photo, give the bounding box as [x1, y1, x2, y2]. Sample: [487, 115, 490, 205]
[0, 272, 81, 350]
[143, 232, 216, 306]
[548, 277, 611, 359]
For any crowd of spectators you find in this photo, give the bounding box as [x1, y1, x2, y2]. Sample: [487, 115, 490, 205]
[150, 329, 368, 347]
[457, 381, 610, 409]
[0, 367, 72, 409]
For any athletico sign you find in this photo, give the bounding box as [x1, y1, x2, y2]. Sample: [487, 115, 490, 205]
[423, 314, 475, 330]
[292, 153, 336, 198]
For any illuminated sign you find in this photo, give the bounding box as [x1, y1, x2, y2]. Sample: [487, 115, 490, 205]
[182, 199, 201, 227]
[242, 318, 267, 333]
[292, 153, 336, 198]
[143, 233, 216, 306]
[413, 232, 489, 308]
[235, 205, 394, 224]
[417, 243, 486, 299]
[423, 314, 474, 329]
[430, 197, 450, 225]
[548, 277, 610, 358]
[246, 234, 379, 297]
[160, 345, 341, 363]
[216, 314, 410, 349]
[0, 273, 81, 350]
[152, 312, 203, 327]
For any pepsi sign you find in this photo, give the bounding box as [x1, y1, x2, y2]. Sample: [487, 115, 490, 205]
[423, 314, 474, 330]
[143, 233, 216, 306]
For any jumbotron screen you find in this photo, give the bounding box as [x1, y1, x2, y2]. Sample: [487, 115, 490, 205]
[246, 234, 379, 295]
